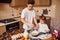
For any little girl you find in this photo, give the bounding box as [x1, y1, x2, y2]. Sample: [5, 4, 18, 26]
[38, 15, 50, 33]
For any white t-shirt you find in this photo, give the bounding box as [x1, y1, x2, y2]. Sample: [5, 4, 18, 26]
[38, 23, 49, 33]
[21, 8, 36, 30]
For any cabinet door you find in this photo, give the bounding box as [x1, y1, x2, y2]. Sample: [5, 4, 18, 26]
[0, 26, 6, 35]
[34, 0, 51, 6]
[34, 0, 40, 6]
[39, 0, 51, 6]
[15, 0, 27, 7]
[10, 0, 51, 7]
[10, 0, 27, 7]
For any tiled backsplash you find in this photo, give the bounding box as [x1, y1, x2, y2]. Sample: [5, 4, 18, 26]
[0, 4, 20, 20]
[34, 5, 56, 18]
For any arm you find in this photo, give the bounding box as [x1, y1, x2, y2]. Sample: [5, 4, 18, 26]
[33, 11, 39, 29]
[21, 18, 29, 26]
[33, 17, 39, 30]
[45, 24, 50, 32]
[33, 10, 38, 26]
[21, 9, 30, 26]
[21, 18, 35, 29]
[45, 29, 50, 33]
[33, 17, 38, 26]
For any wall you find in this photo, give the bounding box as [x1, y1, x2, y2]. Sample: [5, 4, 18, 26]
[53, 0, 60, 30]
[0, 3, 20, 20]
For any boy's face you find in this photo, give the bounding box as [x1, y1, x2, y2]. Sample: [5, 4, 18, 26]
[27, 4, 34, 10]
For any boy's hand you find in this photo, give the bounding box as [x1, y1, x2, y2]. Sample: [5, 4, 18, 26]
[25, 23, 35, 29]
[36, 24, 39, 29]
[28, 24, 35, 29]
[33, 24, 39, 30]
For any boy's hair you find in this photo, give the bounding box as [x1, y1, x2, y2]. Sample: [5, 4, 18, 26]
[27, 0, 35, 5]
[39, 14, 46, 21]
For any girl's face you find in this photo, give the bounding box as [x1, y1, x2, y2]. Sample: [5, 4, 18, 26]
[27, 4, 34, 10]
[40, 19, 45, 23]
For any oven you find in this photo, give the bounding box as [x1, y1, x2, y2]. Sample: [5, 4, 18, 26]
[6, 22, 19, 32]
[0, 18, 19, 32]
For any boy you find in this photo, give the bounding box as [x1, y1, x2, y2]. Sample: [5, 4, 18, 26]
[21, 0, 38, 31]
[38, 15, 50, 33]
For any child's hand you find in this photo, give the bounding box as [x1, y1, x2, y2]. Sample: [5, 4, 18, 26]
[46, 30, 50, 33]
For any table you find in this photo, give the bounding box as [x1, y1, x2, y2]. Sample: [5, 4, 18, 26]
[29, 33, 52, 40]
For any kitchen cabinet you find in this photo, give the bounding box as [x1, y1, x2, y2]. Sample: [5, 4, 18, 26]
[10, 0, 27, 7]
[19, 21, 24, 33]
[15, 0, 27, 7]
[0, 26, 6, 35]
[39, 0, 51, 6]
[10, 0, 51, 7]
[34, 0, 51, 6]
[34, 0, 40, 6]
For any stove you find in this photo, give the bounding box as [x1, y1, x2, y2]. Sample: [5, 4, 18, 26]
[0, 18, 19, 32]
[0, 18, 16, 23]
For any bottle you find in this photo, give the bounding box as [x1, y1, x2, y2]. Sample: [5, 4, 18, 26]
[54, 30, 58, 37]
[23, 30, 29, 40]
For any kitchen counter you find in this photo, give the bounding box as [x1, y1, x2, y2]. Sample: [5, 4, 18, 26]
[0, 17, 21, 35]
[0, 16, 21, 27]
[4, 21, 19, 25]
[0, 20, 20, 35]
[0, 23, 5, 26]
[0, 21, 19, 26]
[14, 16, 21, 21]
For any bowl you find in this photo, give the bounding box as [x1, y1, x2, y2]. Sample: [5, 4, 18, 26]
[31, 30, 39, 37]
